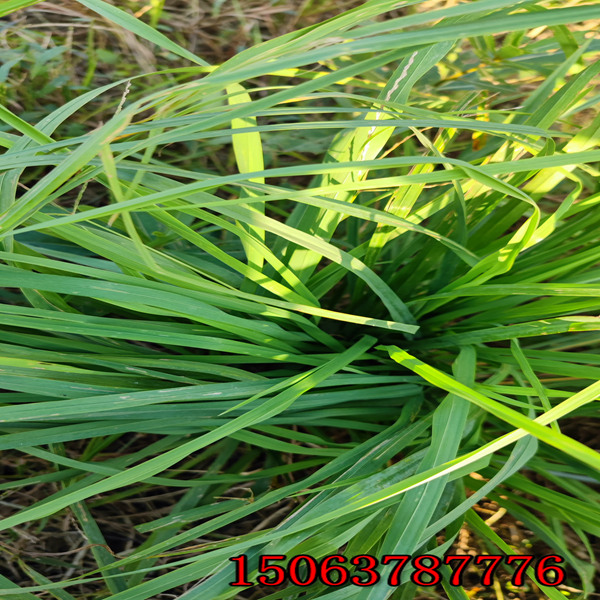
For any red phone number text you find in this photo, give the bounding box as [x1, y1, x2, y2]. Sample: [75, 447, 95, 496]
[230, 553, 566, 588]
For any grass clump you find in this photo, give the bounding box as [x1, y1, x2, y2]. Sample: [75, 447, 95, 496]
[0, 0, 599, 598]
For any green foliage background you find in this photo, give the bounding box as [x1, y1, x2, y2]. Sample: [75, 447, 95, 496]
[0, 0, 599, 598]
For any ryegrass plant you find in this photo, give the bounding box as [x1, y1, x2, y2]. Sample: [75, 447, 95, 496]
[1, 0, 599, 598]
